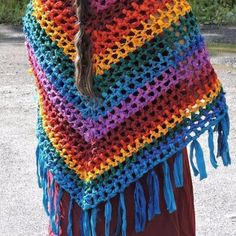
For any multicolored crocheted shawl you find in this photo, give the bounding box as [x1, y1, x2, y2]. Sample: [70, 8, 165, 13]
[23, 0, 231, 235]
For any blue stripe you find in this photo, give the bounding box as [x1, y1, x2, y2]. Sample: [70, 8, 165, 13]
[35, 91, 227, 210]
[23, 5, 205, 120]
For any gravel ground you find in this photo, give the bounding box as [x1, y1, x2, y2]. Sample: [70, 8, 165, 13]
[0, 24, 235, 236]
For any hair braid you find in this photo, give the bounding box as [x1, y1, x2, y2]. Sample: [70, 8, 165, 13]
[74, 0, 95, 97]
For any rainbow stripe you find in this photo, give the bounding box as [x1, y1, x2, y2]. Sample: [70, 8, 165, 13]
[23, 0, 230, 212]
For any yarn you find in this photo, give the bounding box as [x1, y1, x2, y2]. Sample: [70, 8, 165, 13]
[22, 0, 231, 234]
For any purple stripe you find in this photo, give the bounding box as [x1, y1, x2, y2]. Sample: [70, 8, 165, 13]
[27, 41, 211, 143]
[26, 41, 94, 138]
[88, 47, 212, 141]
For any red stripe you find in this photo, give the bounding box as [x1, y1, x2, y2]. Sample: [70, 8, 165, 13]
[33, 50, 218, 173]
[39, 0, 172, 54]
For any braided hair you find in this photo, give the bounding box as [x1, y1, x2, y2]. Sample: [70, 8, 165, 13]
[74, 0, 95, 97]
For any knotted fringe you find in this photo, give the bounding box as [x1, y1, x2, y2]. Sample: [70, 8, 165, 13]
[162, 161, 176, 213]
[189, 140, 207, 180]
[38, 113, 231, 236]
[37, 144, 65, 234]
[82, 210, 91, 236]
[91, 207, 98, 236]
[67, 197, 73, 236]
[80, 210, 85, 236]
[36, 143, 49, 215]
[208, 127, 218, 169]
[79, 205, 99, 236]
[55, 186, 63, 235]
[115, 192, 127, 236]
[173, 151, 184, 188]
[147, 170, 160, 221]
[105, 200, 112, 236]
[49, 177, 57, 233]
[134, 181, 147, 233]
[36, 144, 42, 188]
[217, 112, 231, 166]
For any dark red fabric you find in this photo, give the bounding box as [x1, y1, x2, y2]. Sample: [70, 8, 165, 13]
[48, 148, 195, 236]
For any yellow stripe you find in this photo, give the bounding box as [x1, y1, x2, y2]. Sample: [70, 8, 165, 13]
[93, 0, 191, 75]
[32, 0, 76, 60]
[37, 77, 221, 181]
[32, 0, 191, 75]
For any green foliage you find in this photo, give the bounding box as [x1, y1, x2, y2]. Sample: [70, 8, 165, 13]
[189, 0, 236, 25]
[0, 0, 29, 25]
[0, 0, 235, 25]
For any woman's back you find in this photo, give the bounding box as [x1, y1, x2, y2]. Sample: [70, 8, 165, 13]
[23, 0, 231, 235]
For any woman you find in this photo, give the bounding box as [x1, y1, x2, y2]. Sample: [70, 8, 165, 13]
[22, 0, 230, 235]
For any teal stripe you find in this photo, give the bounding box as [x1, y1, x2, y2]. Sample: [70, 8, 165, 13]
[23, 3, 204, 120]
[35, 91, 227, 210]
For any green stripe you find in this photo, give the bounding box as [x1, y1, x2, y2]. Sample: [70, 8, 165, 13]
[37, 90, 225, 188]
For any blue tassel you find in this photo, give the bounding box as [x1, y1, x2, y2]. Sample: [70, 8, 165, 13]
[189, 142, 199, 177]
[134, 181, 147, 233]
[114, 197, 121, 236]
[120, 192, 127, 236]
[36, 144, 42, 188]
[208, 127, 218, 169]
[190, 140, 207, 180]
[147, 170, 161, 221]
[217, 114, 231, 166]
[37, 144, 49, 216]
[115, 192, 127, 236]
[223, 111, 230, 136]
[91, 207, 97, 236]
[80, 210, 85, 236]
[42, 169, 49, 216]
[173, 151, 184, 188]
[105, 200, 112, 236]
[67, 197, 73, 236]
[82, 210, 91, 236]
[162, 161, 176, 213]
[217, 122, 222, 158]
[49, 178, 57, 234]
[55, 186, 63, 235]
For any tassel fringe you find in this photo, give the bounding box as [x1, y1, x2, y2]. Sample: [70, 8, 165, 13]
[134, 181, 147, 233]
[105, 200, 112, 236]
[115, 192, 127, 236]
[190, 140, 207, 180]
[55, 186, 63, 235]
[91, 207, 97, 236]
[80, 210, 85, 236]
[82, 210, 91, 236]
[173, 151, 184, 188]
[49, 178, 57, 234]
[37, 112, 231, 236]
[217, 113, 231, 166]
[162, 161, 177, 213]
[67, 197, 73, 236]
[36, 144, 42, 188]
[208, 127, 218, 168]
[147, 170, 161, 221]
[36, 143, 49, 216]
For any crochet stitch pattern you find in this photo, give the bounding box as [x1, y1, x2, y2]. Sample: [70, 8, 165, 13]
[23, 0, 231, 235]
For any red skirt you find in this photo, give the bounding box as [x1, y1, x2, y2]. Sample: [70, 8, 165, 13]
[48, 148, 195, 236]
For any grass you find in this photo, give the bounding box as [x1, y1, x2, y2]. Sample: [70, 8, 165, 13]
[0, 0, 235, 25]
[0, 0, 29, 25]
[189, 0, 236, 25]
